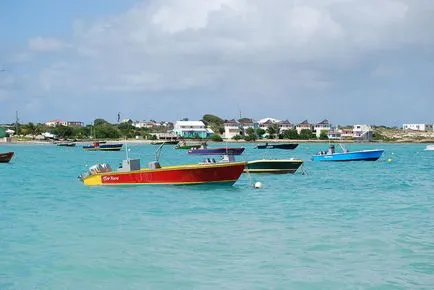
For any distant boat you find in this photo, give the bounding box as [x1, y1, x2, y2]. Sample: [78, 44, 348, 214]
[151, 140, 179, 145]
[424, 145, 434, 151]
[256, 143, 298, 150]
[245, 159, 303, 174]
[0, 152, 14, 163]
[83, 141, 123, 151]
[216, 155, 303, 174]
[57, 142, 76, 147]
[312, 144, 384, 161]
[175, 141, 201, 150]
[188, 143, 244, 155]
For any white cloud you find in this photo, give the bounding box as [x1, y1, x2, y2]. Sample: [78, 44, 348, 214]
[28, 37, 70, 52]
[21, 0, 434, 122]
[55, 0, 433, 93]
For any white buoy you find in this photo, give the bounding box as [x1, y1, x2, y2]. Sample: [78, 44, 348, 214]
[254, 182, 263, 189]
[387, 158, 392, 163]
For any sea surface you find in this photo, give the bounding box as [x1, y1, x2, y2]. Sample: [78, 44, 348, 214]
[1, 142, 433, 289]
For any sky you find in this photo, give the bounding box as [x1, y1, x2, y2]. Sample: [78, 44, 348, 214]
[1, 0, 433, 126]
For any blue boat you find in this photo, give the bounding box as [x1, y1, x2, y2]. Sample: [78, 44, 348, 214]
[312, 144, 384, 161]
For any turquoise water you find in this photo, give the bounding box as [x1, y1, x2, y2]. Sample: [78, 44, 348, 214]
[1, 143, 433, 289]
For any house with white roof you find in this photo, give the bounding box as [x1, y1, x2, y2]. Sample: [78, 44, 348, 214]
[45, 120, 83, 127]
[173, 120, 214, 139]
[402, 123, 433, 132]
[133, 120, 157, 129]
[353, 124, 373, 141]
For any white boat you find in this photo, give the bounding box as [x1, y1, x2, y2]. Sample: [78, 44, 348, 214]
[425, 145, 434, 151]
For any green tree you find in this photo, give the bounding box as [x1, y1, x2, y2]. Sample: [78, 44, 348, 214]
[299, 129, 316, 140]
[319, 130, 329, 140]
[232, 135, 243, 140]
[52, 125, 74, 139]
[210, 134, 223, 142]
[94, 118, 110, 126]
[266, 124, 280, 139]
[282, 129, 299, 139]
[244, 127, 257, 141]
[202, 114, 224, 126]
[94, 124, 121, 139]
[202, 114, 224, 136]
[255, 128, 266, 138]
[118, 122, 136, 137]
[21, 122, 41, 138]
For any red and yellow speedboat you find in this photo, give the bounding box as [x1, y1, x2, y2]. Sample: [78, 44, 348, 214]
[79, 159, 246, 186]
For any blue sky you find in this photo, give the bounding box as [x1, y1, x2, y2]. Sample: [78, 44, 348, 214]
[1, 0, 433, 125]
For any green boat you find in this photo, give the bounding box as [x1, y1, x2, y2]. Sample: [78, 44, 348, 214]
[245, 159, 303, 174]
[175, 144, 201, 150]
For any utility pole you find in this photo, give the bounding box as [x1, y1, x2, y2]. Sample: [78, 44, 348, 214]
[15, 111, 19, 136]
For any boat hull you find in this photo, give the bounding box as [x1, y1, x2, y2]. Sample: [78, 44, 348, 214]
[425, 145, 434, 151]
[245, 159, 303, 174]
[256, 143, 299, 150]
[57, 143, 76, 147]
[82, 162, 246, 186]
[0, 152, 14, 163]
[188, 148, 245, 155]
[312, 149, 384, 161]
[83, 144, 123, 151]
[151, 140, 179, 145]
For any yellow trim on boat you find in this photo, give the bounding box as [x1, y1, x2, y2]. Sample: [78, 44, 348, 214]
[83, 177, 238, 186]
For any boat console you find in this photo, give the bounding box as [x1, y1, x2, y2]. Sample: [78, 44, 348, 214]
[118, 159, 141, 172]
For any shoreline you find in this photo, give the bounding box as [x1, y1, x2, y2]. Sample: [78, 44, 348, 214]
[3, 138, 433, 145]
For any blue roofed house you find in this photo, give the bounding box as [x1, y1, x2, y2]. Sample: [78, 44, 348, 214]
[172, 121, 214, 139]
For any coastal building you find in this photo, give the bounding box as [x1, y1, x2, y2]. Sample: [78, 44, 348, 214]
[173, 120, 214, 139]
[278, 120, 294, 133]
[259, 119, 277, 130]
[402, 123, 433, 132]
[313, 119, 332, 138]
[133, 120, 157, 129]
[223, 119, 241, 139]
[295, 120, 313, 134]
[150, 132, 178, 140]
[45, 120, 83, 127]
[340, 128, 354, 140]
[353, 124, 373, 141]
[223, 119, 258, 139]
[327, 129, 342, 140]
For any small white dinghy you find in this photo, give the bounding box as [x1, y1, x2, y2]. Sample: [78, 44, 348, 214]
[424, 145, 434, 151]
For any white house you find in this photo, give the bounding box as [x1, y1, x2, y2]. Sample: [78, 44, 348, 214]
[133, 120, 157, 129]
[278, 120, 294, 133]
[313, 119, 332, 138]
[403, 124, 433, 132]
[223, 119, 258, 139]
[353, 124, 373, 140]
[45, 119, 64, 127]
[173, 121, 214, 138]
[45, 120, 83, 127]
[295, 120, 313, 134]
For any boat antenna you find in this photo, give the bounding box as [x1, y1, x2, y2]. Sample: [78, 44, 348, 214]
[125, 138, 129, 160]
[155, 142, 165, 162]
